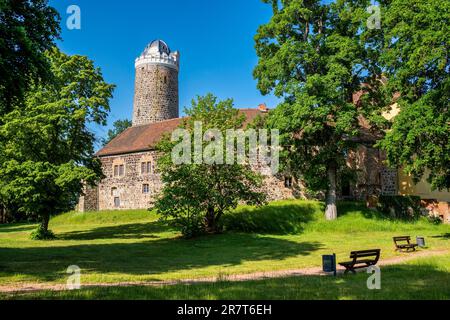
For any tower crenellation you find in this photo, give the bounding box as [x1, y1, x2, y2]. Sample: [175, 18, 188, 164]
[132, 40, 179, 126]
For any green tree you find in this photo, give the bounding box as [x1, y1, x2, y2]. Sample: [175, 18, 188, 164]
[0, 48, 115, 239]
[0, 0, 60, 114]
[102, 119, 132, 146]
[254, 0, 382, 220]
[154, 94, 267, 237]
[377, 0, 450, 190]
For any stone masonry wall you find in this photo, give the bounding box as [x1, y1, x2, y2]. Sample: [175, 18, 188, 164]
[79, 151, 299, 211]
[77, 185, 99, 212]
[346, 145, 398, 200]
[96, 151, 163, 210]
[79, 146, 399, 211]
[132, 64, 178, 126]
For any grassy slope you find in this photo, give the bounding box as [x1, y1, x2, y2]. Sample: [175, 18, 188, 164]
[2, 254, 449, 300]
[0, 200, 449, 287]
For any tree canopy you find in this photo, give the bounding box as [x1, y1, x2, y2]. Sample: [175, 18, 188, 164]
[0, 48, 115, 239]
[377, 0, 450, 190]
[254, 0, 382, 219]
[0, 0, 60, 115]
[154, 94, 267, 237]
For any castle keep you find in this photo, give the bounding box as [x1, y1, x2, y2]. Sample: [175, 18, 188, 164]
[78, 40, 399, 212]
[133, 40, 179, 125]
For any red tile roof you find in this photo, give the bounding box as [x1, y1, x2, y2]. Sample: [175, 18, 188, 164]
[96, 108, 264, 157]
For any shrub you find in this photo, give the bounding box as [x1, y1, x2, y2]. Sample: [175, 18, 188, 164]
[377, 195, 422, 220]
[30, 226, 56, 240]
[428, 216, 443, 225]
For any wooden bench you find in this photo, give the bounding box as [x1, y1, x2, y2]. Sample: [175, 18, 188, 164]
[393, 236, 418, 252]
[338, 249, 381, 274]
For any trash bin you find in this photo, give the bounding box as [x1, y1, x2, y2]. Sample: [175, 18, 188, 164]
[322, 253, 337, 276]
[416, 236, 426, 248]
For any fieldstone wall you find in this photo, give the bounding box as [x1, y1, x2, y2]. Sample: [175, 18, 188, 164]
[94, 151, 162, 210]
[77, 185, 99, 212]
[347, 145, 398, 200]
[78, 146, 400, 211]
[253, 165, 297, 201]
[381, 168, 398, 195]
[132, 64, 179, 126]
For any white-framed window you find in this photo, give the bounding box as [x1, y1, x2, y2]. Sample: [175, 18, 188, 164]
[141, 161, 153, 175]
[142, 184, 150, 194]
[113, 164, 125, 177]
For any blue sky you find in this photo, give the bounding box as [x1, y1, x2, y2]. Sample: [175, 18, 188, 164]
[49, 0, 280, 146]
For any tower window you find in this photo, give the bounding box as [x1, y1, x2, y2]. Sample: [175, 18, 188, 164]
[142, 184, 150, 194]
[164, 76, 167, 84]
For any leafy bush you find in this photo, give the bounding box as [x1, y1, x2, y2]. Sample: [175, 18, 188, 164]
[377, 195, 422, 220]
[428, 216, 443, 225]
[30, 226, 56, 240]
[172, 215, 206, 239]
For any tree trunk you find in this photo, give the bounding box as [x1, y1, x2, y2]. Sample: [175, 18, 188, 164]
[40, 213, 50, 232]
[205, 206, 217, 233]
[325, 163, 338, 220]
[205, 207, 223, 234]
[0, 206, 4, 224]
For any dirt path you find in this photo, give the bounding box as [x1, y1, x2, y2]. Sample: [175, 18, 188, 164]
[1, 249, 448, 294]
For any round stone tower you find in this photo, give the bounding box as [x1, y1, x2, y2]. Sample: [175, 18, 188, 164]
[132, 40, 179, 126]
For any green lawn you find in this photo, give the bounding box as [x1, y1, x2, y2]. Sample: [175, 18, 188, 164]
[0, 200, 449, 296]
[2, 254, 449, 300]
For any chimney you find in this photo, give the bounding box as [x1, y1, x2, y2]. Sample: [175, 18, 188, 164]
[258, 103, 269, 113]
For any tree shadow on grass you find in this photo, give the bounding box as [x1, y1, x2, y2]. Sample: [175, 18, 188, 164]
[431, 233, 450, 239]
[0, 224, 36, 234]
[3, 262, 448, 300]
[223, 203, 319, 234]
[57, 221, 171, 240]
[0, 232, 323, 282]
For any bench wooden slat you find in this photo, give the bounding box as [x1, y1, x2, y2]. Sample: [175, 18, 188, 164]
[339, 249, 381, 274]
[393, 236, 418, 252]
[350, 252, 379, 258]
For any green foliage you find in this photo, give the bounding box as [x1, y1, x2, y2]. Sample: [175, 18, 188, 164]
[0, 48, 115, 238]
[154, 94, 267, 238]
[30, 226, 56, 240]
[222, 201, 321, 234]
[428, 216, 443, 226]
[254, 0, 384, 219]
[376, 0, 450, 190]
[377, 195, 422, 221]
[102, 119, 132, 146]
[0, 0, 60, 114]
